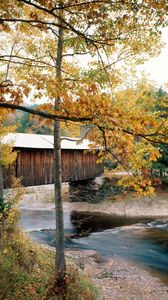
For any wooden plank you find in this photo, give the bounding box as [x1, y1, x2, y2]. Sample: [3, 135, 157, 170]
[3, 148, 104, 187]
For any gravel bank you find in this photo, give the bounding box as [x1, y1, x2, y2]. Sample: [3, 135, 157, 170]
[66, 249, 168, 300]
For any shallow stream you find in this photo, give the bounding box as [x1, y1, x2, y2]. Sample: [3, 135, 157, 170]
[20, 209, 168, 282]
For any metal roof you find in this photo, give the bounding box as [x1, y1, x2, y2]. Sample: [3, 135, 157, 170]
[3, 133, 91, 150]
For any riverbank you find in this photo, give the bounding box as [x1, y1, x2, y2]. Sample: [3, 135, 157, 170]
[18, 184, 168, 218]
[66, 248, 168, 300]
[64, 191, 168, 218]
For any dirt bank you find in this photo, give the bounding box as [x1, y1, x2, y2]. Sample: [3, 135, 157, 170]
[65, 191, 168, 218]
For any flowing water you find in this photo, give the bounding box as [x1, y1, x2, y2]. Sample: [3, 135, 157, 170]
[20, 209, 168, 282]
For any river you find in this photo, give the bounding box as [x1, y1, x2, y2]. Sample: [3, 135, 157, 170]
[20, 208, 168, 282]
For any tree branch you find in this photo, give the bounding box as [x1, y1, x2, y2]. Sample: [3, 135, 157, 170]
[0, 55, 55, 68]
[15, 0, 125, 46]
[0, 102, 92, 122]
[98, 125, 132, 175]
[0, 18, 66, 29]
[50, 0, 116, 10]
[122, 128, 168, 145]
[96, 123, 168, 146]
[0, 80, 13, 88]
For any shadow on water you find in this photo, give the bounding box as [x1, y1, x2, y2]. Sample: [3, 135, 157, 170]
[22, 209, 168, 283]
[70, 211, 155, 237]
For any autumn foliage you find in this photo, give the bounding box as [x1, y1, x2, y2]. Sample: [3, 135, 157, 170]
[0, 0, 168, 195]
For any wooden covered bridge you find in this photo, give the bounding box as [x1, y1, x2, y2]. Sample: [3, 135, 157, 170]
[3, 133, 104, 188]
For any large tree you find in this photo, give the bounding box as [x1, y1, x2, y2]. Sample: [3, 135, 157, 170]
[0, 0, 168, 294]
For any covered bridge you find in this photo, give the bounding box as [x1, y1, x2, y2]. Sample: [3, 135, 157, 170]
[3, 133, 104, 188]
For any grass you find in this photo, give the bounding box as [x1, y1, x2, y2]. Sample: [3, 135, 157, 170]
[0, 227, 99, 300]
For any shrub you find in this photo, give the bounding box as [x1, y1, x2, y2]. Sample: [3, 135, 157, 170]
[0, 228, 98, 299]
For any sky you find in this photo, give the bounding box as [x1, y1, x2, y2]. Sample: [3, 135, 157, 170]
[138, 28, 168, 87]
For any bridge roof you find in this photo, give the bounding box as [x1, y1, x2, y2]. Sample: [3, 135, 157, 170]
[4, 133, 92, 150]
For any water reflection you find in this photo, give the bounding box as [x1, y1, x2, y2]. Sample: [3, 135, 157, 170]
[70, 211, 155, 237]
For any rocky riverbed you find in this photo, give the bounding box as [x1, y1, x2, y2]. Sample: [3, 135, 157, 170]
[66, 249, 168, 300]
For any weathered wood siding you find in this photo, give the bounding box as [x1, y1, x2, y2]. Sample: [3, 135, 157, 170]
[3, 148, 104, 188]
[61, 150, 103, 182]
[16, 148, 54, 187]
[3, 164, 15, 189]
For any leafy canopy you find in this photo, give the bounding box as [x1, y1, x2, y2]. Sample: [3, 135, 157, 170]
[0, 0, 168, 194]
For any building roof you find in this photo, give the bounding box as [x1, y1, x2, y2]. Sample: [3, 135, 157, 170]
[3, 133, 91, 150]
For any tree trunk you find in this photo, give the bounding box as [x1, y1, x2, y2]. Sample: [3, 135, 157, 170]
[0, 141, 4, 238]
[54, 0, 66, 287]
[0, 148, 3, 202]
[54, 120, 66, 281]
